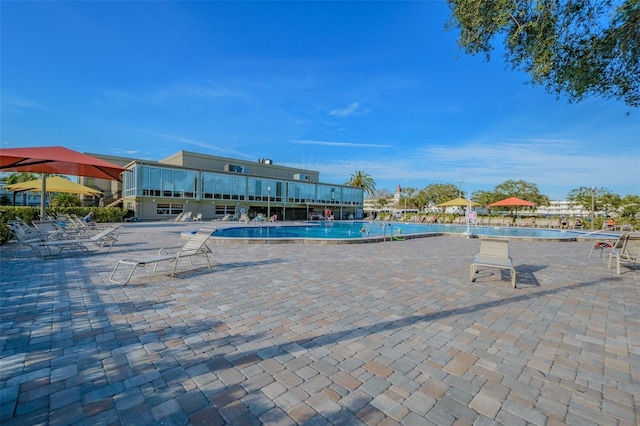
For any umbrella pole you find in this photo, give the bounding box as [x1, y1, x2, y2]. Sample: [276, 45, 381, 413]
[463, 199, 472, 236]
[40, 174, 47, 219]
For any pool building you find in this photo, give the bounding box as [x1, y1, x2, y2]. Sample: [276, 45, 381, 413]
[84, 150, 365, 222]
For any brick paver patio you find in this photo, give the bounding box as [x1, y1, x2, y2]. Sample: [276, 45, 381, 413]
[1, 223, 638, 425]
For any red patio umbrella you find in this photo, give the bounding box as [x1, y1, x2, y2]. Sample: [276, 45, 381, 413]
[0, 146, 127, 218]
[488, 197, 537, 207]
[488, 197, 537, 217]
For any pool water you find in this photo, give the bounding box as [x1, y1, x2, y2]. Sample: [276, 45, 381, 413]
[212, 221, 615, 240]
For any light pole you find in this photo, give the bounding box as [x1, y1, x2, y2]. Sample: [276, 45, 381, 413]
[590, 186, 595, 230]
[331, 189, 335, 219]
[458, 181, 463, 197]
[267, 186, 271, 221]
[403, 189, 407, 214]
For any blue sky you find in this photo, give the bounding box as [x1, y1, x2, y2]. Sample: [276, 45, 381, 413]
[2, 1, 639, 200]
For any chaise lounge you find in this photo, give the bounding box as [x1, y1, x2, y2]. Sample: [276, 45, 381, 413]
[109, 225, 215, 284]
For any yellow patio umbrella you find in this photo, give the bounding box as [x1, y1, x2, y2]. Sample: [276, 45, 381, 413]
[437, 197, 480, 207]
[3, 176, 103, 196]
[437, 197, 481, 236]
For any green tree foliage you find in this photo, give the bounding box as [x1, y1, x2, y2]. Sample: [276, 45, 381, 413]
[3, 172, 40, 206]
[412, 190, 430, 211]
[470, 189, 497, 206]
[620, 194, 640, 217]
[345, 171, 376, 197]
[446, 0, 640, 108]
[372, 188, 393, 200]
[487, 180, 549, 215]
[419, 183, 462, 208]
[400, 187, 418, 209]
[566, 186, 625, 216]
[50, 193, 82, 207]
[5, 172, 39, 184]
[493, 180, 549, 205]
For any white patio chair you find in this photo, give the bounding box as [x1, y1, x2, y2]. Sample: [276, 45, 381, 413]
[470, 238, 517, 288]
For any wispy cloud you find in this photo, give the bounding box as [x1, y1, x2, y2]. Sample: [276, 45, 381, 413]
[110, 149, 141, 156]
[2, 95, 42, 112]
[152, 80, 247, 102]
[102, 81, 248, 104]
[130, 128, 253, 159]
[284, 137, 638, 199]
[292, 139, 393, 148]
[329, 102, 368, 117]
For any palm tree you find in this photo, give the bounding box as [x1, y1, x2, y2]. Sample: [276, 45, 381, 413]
[5, 172, 39, 185]
[345, 171, 376, 197]
[50, 193, 81, 207]
[4, 172, 39, 206]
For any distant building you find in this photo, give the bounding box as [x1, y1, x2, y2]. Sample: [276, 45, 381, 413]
[362, 197, 603, 218]
[394, 184, 402, 207]
[0, 178, 44, 207]
[83, 150, 364, 221]
[536, 200, 602, 218]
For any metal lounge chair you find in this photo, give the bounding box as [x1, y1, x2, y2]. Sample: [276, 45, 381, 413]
[214, 214, 231, 222]
[165, 212, 184, 222]
[470, 237, 517, 288]
[7, 220, 47, 256]
[37, 226, 120, 254]
[607, 232, 640, 274]
[7, 221, 120, 257]
[31, 219, 79, 239]
[109, 225, 216, 284]
[589, 232, 628, 259]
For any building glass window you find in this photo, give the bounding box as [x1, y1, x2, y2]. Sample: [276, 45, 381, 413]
[124, 165, 138, 197]
[161, 169, 173, 197]
[317, 185, 335, 204]
[215, 205, 236, 215]
[250, 178, 263, 201]
[288, 182, 315, 203]
[156, 203, 183, 215]
[148, 167, 161, 196]
[342, 187, 363, 206]
[186, 172, 196, 198]
[174, 170, 185, 198]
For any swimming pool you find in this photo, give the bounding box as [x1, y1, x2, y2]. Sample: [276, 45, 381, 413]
[208, 221, 617, 242]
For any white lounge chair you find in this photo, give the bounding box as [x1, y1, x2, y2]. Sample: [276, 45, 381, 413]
[470, 237, 517, 288]
[607, 233, 640, 274]
[166, 212, 184, 222]
[589, 232, 628, 259]
[109, 225, 215, 284]
[7, 221, 120, 257]
[193, 213, 203, 222]
[7, 219, 49, 256]
[214, 214, 231, 222]
[32, 219, 86, 239]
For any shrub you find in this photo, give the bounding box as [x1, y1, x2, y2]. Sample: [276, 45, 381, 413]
[0, 206, 126, 245]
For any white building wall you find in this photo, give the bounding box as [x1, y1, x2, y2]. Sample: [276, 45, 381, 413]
[537, 200, 597, 217]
